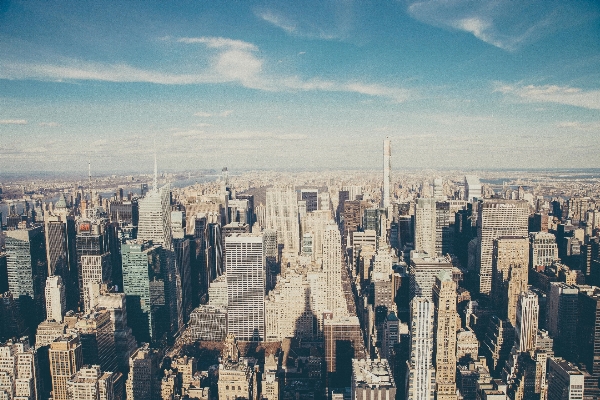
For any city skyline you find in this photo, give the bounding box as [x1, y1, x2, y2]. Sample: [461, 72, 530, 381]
[1, 1, 599, 173]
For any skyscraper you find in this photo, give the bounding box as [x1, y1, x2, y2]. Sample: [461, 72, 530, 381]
[125, 344, 160, 400]
[415, 198, 436, 256]
[432, 271, 457, 400]
[225, 233, 265, 341]
[406, 297, 435, 400]
[4, 225, 48, 328]
[45, 275, 66, 322]
[49, 335, 83, 400]
[491, 236, 529, 325]
[265, 187, 299, 257]
[477, 199, 529, 295]
[67, 365, 117, 400]
[323, 225, 343, 313]
[383, 138, 391, 209]
[515, 291, 539, 353]
[137, 183, 172, 250]
[464, 176, 482, 202]
[75, 218, 110, 306]
[121, 240, 168, 344]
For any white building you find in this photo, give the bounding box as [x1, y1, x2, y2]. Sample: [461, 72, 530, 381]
[0, 339, 41, 400]
[406, 297, 435, 400]
[515, 291, 539, 353]
[464, 176, 482, 202]
[45, 275, 66, 322]
[323, 225, 344, 314]
[266, 187, 299, 256]
[530, 232, 558, 269]
[415, 198, 436, 257]
[226, 233, 265, 341]
[137, 184, 172, 250]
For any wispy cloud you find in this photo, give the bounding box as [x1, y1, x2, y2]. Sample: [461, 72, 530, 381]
[39, 121, 60, 127]
[556, 121, 600, 131]
[171, 129, 307, 141]
[496, 83, 600, 110]
[177, 36, 257, 51]
[256, 11, 297, 35]
[406, 0, 584, 51]
[0, 36, 412, 102]
[0, 119, 28, 125]
[194, 110, 234, 118]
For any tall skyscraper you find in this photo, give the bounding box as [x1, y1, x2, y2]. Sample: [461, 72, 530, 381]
[121, 240, 168, 344]
[464, 176, 482, 202]
[477, 199, 529, 295]
[4, 225, 48, 328]
[225, 233, 265, 341]
[491, 236, 529, 325]
[383, 138, 391, 209]
[137, 183, 172, 250]
[75, 218, 110, 306]
[546, 283, 579, 361]
[406, 297, 435, 400]
[577, 287, 600, 375]
[323, 225, 343, 313]
[547, 358, 584, 400]
[530, 231, 558, 269]
[265, 187, 299, 256]
[80, 253, 111, 312]
[408, 252, 454, 301]
[515, 291, 539, 353]
[45, 275, 66, 322]
[415, 198, 436, 256]
[432, 271, 457, 400]
[49, 335, 83, 400]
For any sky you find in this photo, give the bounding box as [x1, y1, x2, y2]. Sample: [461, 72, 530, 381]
[1, 0, 599, 174]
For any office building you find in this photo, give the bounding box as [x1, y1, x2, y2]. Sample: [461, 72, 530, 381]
[71, 308, 117, 374]
[547, 283, 579, 361]
[547, 358, 584, 400]
[225, 234, 265, 341]
[137, 184, 172, 250]
[67, 365, 118, 400]
[45, 275, 66, 322]
[530, 232, 558, 269]
[80, 253, 111, 312]
[577, 287, 600, 375]
[189, 305, 227, 342]
[323, 225, 344, 313]
[408, 252, 454, 301]
[4, 225, 48, 328]
[324, 315, 365, 388]
[50, 335, 83, 400]
[351, 358, 396, 400]
[491, 236, 529, 325]
[415, 198, 436, 256]
[125, 344, 160, 400]
[406, 297, 435, 400]
[515, 291, 539, 353]
[0, 338, 41, 400]
[464, 176, 482, 202]
[432, 271, 458, 400]
[121, 240, 168, 344]
[266, 187, 299, 256]
[301, 189, 319, 213]
[76, 218, 111, 306]
[477, 199, 529, 295]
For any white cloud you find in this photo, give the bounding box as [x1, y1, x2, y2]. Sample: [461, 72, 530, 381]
[177, 37, 257, 51]
[496, 83, 600, 110]
[0, 37, 412, 102]
[0, 119, 27, 125]
[257, 11, 297, 35]
[219, 110, 234, 117]
[194, 111, 213, 117]
[407, 0, 574, 51]
[39, 121, 60, 127]
[194, 110, 233, 118]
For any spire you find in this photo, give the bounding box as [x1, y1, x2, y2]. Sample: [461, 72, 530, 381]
[88, 160, 92, 201]
[153, 141, 158, 192]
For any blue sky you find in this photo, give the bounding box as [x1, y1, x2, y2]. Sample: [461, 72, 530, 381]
[1, 0, 599, 173]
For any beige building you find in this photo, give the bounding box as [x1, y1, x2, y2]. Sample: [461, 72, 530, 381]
[491, 236, 529, 326]
[0, 338, 41, 400]
[50, 335, 83, 400]
[125, 344, 161, 400]
[66, 365, 118, 400]
[432, 271, 458, 400]
[218, 360, 254, 400]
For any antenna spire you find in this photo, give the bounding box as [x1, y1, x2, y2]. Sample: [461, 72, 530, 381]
[88, 160, 92, 201]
